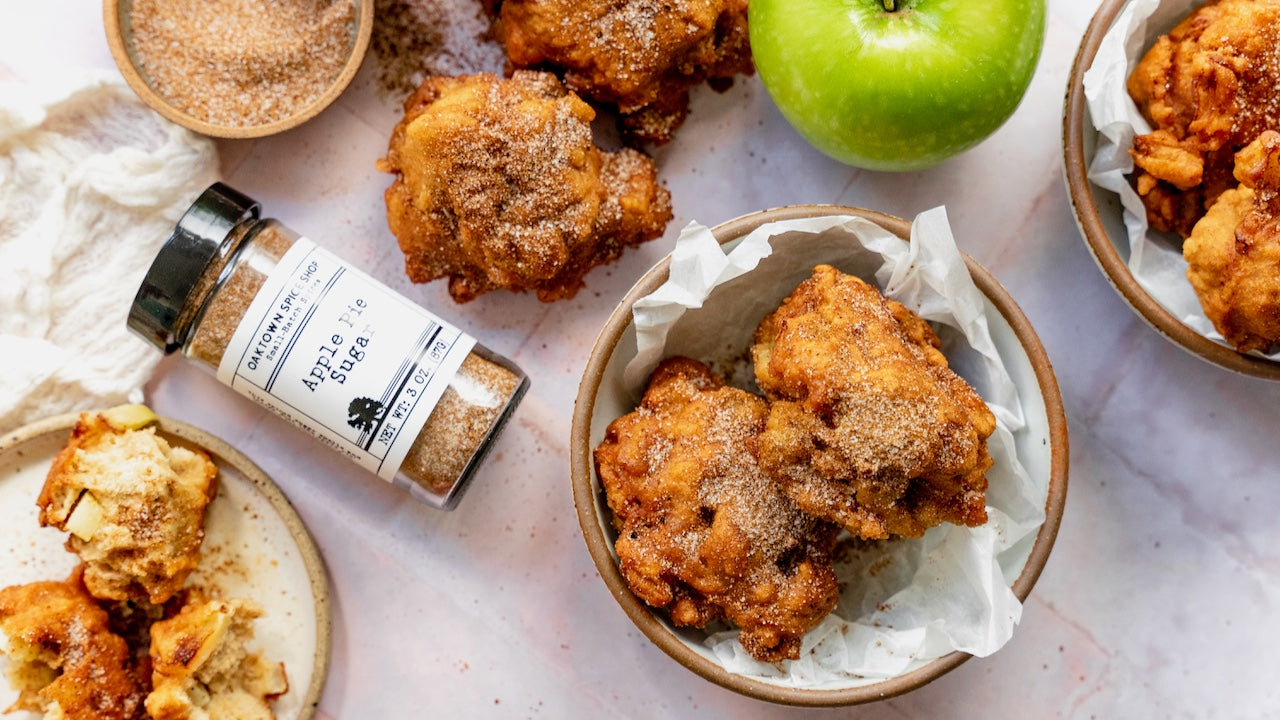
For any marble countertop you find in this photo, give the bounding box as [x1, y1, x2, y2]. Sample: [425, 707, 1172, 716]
[5, 1, 1280, 717]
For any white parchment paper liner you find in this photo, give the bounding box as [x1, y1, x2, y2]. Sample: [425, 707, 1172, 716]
[1083, 0, 1280, 360]
[620, 209, 1046, 686]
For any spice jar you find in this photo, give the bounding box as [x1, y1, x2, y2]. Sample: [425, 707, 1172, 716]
[128, 182, 528, 509]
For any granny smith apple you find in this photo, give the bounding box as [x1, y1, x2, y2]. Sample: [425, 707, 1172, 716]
[750, 0, 1046, 171]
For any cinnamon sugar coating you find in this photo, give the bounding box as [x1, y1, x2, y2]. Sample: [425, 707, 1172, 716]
[378, 71, 671, 302]
[752, 266, 996, 541]
[38, 413, 218, 605]
[146, 594, 287, 720]
[593, 357, 840, 662]
[495, 0, 753, 144]
[1127, 0, 1280, 237]
[0, 575, 149, 720]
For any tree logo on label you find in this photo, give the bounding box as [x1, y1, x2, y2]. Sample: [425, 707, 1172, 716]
[347, 397, 386, 432]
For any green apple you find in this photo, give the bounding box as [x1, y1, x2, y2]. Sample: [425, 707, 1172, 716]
[750, 0, 1046, 171]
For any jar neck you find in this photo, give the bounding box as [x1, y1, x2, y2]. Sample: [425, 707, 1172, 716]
[179, 218, 301, 368]
[172, 217, 268, 352]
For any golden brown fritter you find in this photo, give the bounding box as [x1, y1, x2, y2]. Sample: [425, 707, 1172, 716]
[378, 71, 672, 303]
[496, 0, 753, 144]
[752, 266, 996, 541]
[594, 357, 840, 662]
[147, 595, 287, 720]
[0, 576, 148, 720]
[38, 407, 218, 604]
[1128, 0, 1280, 237]
[1185, 130, 1280, 353]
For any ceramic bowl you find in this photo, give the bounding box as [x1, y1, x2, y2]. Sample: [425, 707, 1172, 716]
[570, 205, 1069, 706]
[1063, 0, 1280, 379]
[0, 412, 331, 719]
[103, 0, 373, 139]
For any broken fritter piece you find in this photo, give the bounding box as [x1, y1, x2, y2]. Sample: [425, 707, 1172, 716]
[1184, 130, 1280, 353]
[146, 595, 287, 720]
[378, 71, 672, 303]
[593, 357, 840, 662]
[752, 265, 996, 540]
[496, 0, 753, 144]
[0, 575, 149, 720]
[1127, 0, 1280, 237]
[37, 406, 218, 604]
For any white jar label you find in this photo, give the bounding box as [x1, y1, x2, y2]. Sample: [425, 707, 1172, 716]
[216, 237, 475, 482]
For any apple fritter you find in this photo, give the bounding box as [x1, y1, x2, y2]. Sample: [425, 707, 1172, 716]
[594, 357, 840, 662]
[1127, 0, 1280, 237]
[752, 265, 996, 540]
[1185, 130, 1280, 353]
[0, 576, 149, 720]
[378, 71, 671, 303]
[146, 595, 287, 720]
[496, 0, 753, 144]
[37, 406, 218, 604]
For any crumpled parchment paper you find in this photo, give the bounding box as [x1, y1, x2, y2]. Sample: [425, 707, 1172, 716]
[1083, 0, 1280, 360]
[619, 208, 1047, 686]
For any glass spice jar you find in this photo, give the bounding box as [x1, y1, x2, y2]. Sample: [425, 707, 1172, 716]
[128, 182, 528, 509]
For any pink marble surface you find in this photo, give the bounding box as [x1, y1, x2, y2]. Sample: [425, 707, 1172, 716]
[6, 1, 1280, 716]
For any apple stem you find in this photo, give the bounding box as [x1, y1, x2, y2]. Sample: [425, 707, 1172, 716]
[881, 0, 896, 9]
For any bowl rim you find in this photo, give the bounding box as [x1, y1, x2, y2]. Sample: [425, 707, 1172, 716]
[102, 0, 374, 139]
[1062, 0, 1280, 380]
[569, 205, 1070, 707]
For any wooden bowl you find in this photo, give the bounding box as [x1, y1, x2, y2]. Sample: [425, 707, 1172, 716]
[103, 0, 373, 139]
[570, 206, 1069, 706]
[1063, 0, 1280, 379]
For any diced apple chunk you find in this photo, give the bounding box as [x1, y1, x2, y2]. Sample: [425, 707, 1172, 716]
[65, 491, 105, 542]
[101, 404, 159, 431]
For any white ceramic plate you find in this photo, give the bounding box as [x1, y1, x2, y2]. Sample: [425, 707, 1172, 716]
[571, 206, 1069, 706]
[0, 413, 331, 720]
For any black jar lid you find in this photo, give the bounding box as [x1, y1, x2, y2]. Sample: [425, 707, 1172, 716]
[128, 183, 260, 353]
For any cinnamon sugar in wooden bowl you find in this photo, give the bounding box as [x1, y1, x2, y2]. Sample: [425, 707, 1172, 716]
[104, 0, 373, 139]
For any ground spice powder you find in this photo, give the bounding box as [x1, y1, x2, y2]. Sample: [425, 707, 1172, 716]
[131, 0, 356, 127]
[370, 0, 505, 97]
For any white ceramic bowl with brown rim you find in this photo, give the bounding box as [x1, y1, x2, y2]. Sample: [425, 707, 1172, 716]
[103, 0, 373, 139]
[570, 205, 1069, 706]
[1063, 0, 1280, 379]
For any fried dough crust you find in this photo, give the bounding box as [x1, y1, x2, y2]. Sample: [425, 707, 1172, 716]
[146, 595, 287, 720]
[496, 0, 753, 144]
[752, 266, 996, 540]
[378, 71, 671, 303]
[0, 576, 148, 720]
[1185, 130, 1280, 352]
[1127, 0, 1280, 237]
[594, 357, 840, 662]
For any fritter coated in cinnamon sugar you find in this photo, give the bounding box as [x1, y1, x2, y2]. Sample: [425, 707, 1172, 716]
[0, 576, 149, 720]
[752, 265, 996, 541]
[594, 357, 840, 663]
[37, 412, 218, 605]
[378, 71, 671, 302]
[496, 0, 753, 144]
